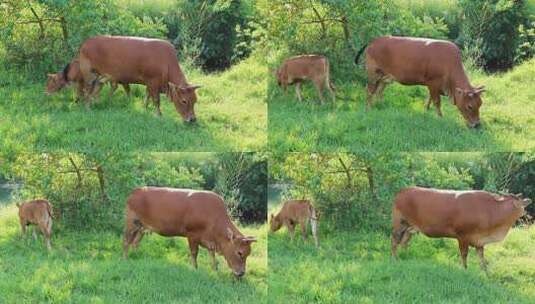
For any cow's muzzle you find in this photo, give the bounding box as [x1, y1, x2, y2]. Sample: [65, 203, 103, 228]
[469, 121, 481, 129]
[185, 116, 197, 124]
[233, 271, 245, 279]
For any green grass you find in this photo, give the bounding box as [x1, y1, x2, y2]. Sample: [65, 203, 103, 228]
[0, 56, 266, 153]
[0, 204, 267, 303]
[268, 59, 535, 152]
[268, 188, 535, 303]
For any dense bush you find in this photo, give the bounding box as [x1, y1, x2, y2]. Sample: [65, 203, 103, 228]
[0, 152, 267, 232]
[458, 0, 530, 71]
[271, 153, 535, 232]
[0, 0, 166, 75]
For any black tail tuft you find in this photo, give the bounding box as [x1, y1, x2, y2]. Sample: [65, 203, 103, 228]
[62, 63, 71, 81]
[354, 44, 368, 65]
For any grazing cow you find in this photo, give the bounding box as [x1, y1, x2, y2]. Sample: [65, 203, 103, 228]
[355, 36, 485, 128]
[274, 55, 335, 104]
[270, 199, 319, 248]
[46, 58, 131, 100]
[392, 187, 531, 272]
[123, 187, 257, 278]
[79, 36, 201, 122]
[16, 199, 53, 251]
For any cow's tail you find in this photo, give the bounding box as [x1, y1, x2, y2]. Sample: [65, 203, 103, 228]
[62, 62, 71, 82]
[309, 204, 319, 248]
[354, 44, 368, 65]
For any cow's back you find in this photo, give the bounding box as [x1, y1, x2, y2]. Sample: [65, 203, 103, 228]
[367, 36, 462, 85]
[127, 187, 229, 236]
[80, 36, 176, 85]
[281, 199, 312, 220]
[19, 199, 51, 222]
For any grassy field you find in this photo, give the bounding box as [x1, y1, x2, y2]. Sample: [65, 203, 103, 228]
[0, 56, 266, 153]
[267, 188, 535, 303]
[268, 58, 535, 152]
[0, 204, 267, 304]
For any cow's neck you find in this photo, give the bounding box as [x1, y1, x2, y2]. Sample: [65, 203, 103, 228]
[448, 67, 472, 102]
[168, 63, 189, 87]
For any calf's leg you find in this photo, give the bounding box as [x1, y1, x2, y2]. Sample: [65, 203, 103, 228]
[313, 79, 325, 105]
[285, 221, 295, 241]
[427, 86, 442, 117]
[295, 82, 303, 102]
[299, 219, 308, 241]
[209, 249, 218, 271]
[39, 222, 51, 251]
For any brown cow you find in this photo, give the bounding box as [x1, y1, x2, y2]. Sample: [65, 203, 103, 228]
[270, 199, 319, 248]
[123, 187, 257, 278]
[355, 36, 485, 128]
[16, 199, 53, 251]
[79, 36, 201, 122]
[46, 58, 131, 101]
[392, 187, 531, 272]
[275, 55, 335, 104]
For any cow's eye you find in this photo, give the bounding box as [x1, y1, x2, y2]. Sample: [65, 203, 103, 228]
[237, 251, 243, 258]
[467, 104, 473, 111]
[181, 99, 187, 105]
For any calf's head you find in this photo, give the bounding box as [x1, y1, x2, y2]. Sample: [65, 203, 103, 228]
[45, 73, 68, 95]
[454, 86, 485, 128]
[221, 228, 256, 278]
[269, 213, 282, 232]
[168, 82, 201, 123]
[497, 194, 532, 217]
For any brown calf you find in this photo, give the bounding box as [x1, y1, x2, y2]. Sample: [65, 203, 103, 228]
[392, 187, 531, 272]
[270, 199, 319, 248]
[16, 199, 53, 251]
[275, 55, 335, 104]
[46, 58, 132, 101]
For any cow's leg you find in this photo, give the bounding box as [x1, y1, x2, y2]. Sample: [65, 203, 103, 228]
[375, 80, 388, 103]
[132, 229, 144, 249]
[391, 207, 406, 259]
[148, 86, 162, 116]
[314, 79, 325, 105]
[457, 239, 469, 269]
[399, 228, 414, 248]
[123, 211, 142, 259]
[109, 82, 118, 98]
[286, 221, 295, 241]
[122, 84, 131, 97]
[39, 222, 51, 251]
[75, 81, 84, 103]
[476, 246, 488, 273]
[366, 68, 382, 110]
[299, 219, 308, 241]
[19, 219, 27, 239]
[325, 77, 336, 103]
[187, 238, 199, 269]
[209, 249, 218, 271]
[295, 82, 303, 102]
[428, 86, 442, 117]
[32, 226, 37, 241]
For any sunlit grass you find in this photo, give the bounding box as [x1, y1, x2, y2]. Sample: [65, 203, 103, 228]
[0, 56, 267, 153]
[268, 58, 535, 152]
[0, 204, 267, 303]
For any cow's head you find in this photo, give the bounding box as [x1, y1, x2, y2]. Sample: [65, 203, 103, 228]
[496, 193, 532, 215]
[221, 228, 256, 279]
[168, 82, 201, 123]
[269, 213, 283, 232]
[454, 86, 485, 128]
[45, 73, 68, 95]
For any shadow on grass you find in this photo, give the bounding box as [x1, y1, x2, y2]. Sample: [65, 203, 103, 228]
[268, 82, 509, 152]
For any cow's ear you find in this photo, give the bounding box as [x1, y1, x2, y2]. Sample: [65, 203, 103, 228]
[47, 74, 55, 79]
[270, 213, 274, 220]
[179, 84, 202, 93]
[522, 198, 532, 207]
[15, 203, 21, 208]
[242, 236, 257, 244]
[474, 85, 486, 95]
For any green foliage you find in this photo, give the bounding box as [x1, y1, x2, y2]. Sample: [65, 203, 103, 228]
[458, 0, 529, 71]
[1, 152, 267, 232]
[271, 153, 534, 231]
[0, 0, 167, 75]
[0, 207, 267, 303]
